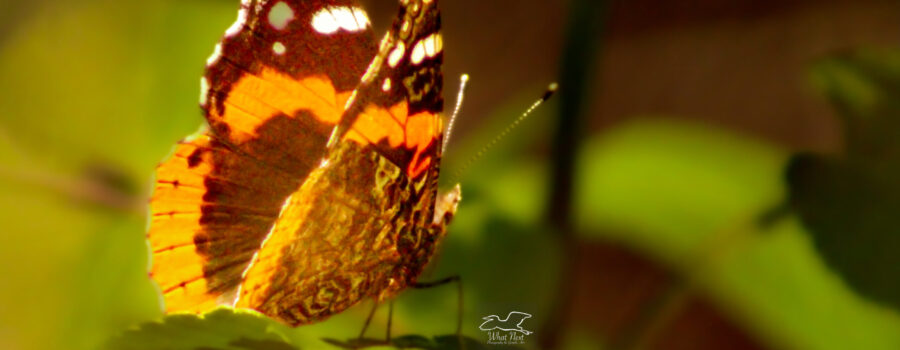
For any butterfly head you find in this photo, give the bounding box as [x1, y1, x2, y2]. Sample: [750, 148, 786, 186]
[433, 183, 461, 228]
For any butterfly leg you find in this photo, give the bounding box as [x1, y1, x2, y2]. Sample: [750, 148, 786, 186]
[358, 301, 379, 340]
[412, 275, 464, 346]
[385, 300, 394, 341]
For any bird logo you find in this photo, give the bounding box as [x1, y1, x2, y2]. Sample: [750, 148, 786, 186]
[478, 311, 533, 335]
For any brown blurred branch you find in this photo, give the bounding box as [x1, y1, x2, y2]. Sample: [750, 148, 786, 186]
[0, 165, 143, 215]
[0, 126, 143, 215]
[541, 0, 609, 348]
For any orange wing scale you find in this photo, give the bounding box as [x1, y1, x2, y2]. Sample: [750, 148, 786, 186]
[210, 67, 350, 144]
[150, 133, 241, 312]
[344, 102, 440, 178]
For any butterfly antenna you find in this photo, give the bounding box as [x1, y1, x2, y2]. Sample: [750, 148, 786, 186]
[443, 73, 470, 152]
[449, 82, 558, 183]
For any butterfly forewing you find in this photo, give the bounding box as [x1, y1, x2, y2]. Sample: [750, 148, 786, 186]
[149, 0, 376, 313]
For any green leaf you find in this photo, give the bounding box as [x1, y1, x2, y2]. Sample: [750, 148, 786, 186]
[574, 118, 786, 261]
[390, 335, 434, 348]
[789, 48, 900, 310]
[320, 334, 521, 350]
[809, 48, 900, 157]
[104, 308, 297, 350]
[574, 119, 900, 350]
[0, 1, 238, 349]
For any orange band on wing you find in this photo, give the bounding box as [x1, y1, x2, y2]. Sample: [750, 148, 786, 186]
[213, 67, 351, 143]
[344, 101, 408, 147]
[343, 102, 440, 178]
[404, 112, 438, 178]
[148, 131, 289, 313]
[162, 277, 219, 313]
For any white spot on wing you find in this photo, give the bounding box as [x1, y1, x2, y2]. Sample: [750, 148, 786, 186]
[199, 77, 209, 105]
[272, 41, 286, 55]
[206, 43, 223, 66]
[268, 2, 295, 30]
[225, 7, 249, 37]
[311, 6, 369, 34]
[434, 33, 443, 54]
[410, 40, 425, 64]
[351, 8, 371, 29]
[312, 9, 339, 34]
[401, 20, 410, 35]
[382, 78, 391, 92]
[331, 7, 360, 31]
[423, 33, 443, 58]
[423, 35, 436, 57]
[388, 42, 405, 67]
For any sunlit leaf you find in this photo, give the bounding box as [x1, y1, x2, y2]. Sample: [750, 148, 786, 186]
[104, 308, 297, 350]
[321, 334, 521, 350]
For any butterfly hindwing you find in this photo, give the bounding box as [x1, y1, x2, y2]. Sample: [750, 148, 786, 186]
[149, 0, 377, 313]
[234, 140, 423, 325]
[150, 131, 301, 311]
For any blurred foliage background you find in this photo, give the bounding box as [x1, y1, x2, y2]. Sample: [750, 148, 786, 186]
[2, 0, 900, 349]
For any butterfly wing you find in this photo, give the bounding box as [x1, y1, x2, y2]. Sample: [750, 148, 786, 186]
[233, 0, 448, 325]
[148, 0, 377, 313]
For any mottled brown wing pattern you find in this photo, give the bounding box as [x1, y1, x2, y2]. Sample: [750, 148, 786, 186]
[148, 0, 377, 312]
[235, 140, 440, 325]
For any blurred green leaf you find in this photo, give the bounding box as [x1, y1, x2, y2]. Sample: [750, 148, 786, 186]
[787, 154, 900, 310]
[433, 334, 521, 350]
[0, 1, 241, 350]
[104, 308, 297, 350]
[575, 119, 900, 350]
[321, 334, 516, 350]
[574, 119, 786, 261]
[809, 48, 900, 156]
[788, 48, 900, 310]
[389, 335, 434, 348]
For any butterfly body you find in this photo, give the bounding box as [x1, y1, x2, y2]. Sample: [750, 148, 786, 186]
[148, 0, 456, 326]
